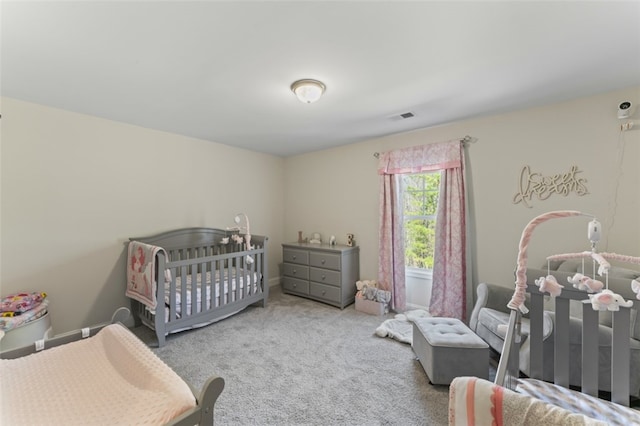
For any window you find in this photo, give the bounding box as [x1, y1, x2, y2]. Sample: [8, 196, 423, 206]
[402, 172, 441, 270]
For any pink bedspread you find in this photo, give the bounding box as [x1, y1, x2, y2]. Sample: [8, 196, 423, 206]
[0, 324, 196, 425]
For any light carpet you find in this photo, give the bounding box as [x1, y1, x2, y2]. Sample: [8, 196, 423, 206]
[132, 286, 451, 425]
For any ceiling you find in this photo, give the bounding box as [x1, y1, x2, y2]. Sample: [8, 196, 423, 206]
[2, 1, 640, 157]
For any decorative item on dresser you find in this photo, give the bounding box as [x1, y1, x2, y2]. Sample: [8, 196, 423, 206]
[282, 242, 359, 309]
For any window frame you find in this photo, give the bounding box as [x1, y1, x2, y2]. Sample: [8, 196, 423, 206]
[402, 171, 440, 271]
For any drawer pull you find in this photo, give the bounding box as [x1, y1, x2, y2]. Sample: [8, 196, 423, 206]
[293, 283, 297, 288]
[292, 255, 297, 260]
[321, 259, 326, 264]
[322, 290, 326, 295]
[293, 269, 297, 274]
[322, 275, 326, 280]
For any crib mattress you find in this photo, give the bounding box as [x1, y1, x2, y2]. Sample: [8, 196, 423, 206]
[517, 378, 640, 426]
[0, 323, 196, 425]
[167, 269, 260, 315]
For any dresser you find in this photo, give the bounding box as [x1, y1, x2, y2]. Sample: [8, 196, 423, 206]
[282, 242, 360, 309]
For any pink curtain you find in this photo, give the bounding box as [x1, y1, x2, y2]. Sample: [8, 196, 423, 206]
[378, 174, 405, 310]
[429, 161, 467, 320]
[378, 140, 466, 317]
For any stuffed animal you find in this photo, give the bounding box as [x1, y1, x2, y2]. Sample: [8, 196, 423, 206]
[567, 272, 586, 287]
[632, 279, 640, 300]
[588, 289, 633, 311]
[375, 289, 391, 304]
[362, 286, 378, 301]
[356, 280, 378, 291]
[568, 273, 604, 293]
[356, 279, 390, 306]
[579, 277, 604, 293]
[534, 275, 563, 297]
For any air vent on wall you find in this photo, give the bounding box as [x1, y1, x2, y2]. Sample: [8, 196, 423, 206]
[400, 112, 414, 119]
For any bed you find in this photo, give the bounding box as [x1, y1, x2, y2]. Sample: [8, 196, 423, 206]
[449, 210, 640, 425]
[0, 308, 225, 425]
[127, 227, 269, 347]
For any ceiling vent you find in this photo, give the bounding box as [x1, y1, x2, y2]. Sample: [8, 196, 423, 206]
[388, 111, 415, 121]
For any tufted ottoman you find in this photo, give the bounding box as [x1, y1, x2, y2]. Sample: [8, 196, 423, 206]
[412, 317, 489, 385]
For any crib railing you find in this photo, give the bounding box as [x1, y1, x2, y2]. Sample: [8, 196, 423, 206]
[162, 244, 265, 320]
[129, 228, 269, 346]
[497, 283, 635, 406]
[157, 242, 266, 319]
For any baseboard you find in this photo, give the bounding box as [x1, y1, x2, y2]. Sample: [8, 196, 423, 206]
[269, 277, 281, 288]
[406, 302, 430, 312]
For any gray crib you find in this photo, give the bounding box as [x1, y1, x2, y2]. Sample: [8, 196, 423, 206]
[128, 227, 268, 347]
[495, 211, 639, 416]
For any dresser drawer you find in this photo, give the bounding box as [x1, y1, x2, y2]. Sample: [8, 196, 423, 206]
[283, 263, 309, 280]
[283, 277, 309, 294]
[309, 267, 341, 286]
[309, 252, 341, 270]
[310, 282, 341, 303]
[283, 249, 309, 265]
[282, 242, 359, 309]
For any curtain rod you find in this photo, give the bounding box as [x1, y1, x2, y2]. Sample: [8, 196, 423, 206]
[373, 135, 475, 158]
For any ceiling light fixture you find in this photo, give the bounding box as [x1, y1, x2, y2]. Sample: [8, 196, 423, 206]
[291, 79, 326, 104]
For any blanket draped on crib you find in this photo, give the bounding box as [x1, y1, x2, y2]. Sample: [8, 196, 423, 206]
[126, 241, 167, 311]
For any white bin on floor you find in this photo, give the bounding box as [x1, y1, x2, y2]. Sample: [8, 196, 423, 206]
[0, 312, 52, 352]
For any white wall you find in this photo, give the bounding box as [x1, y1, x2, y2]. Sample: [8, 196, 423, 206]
[284, 86, 640, 308]
[405, 269, 432, 310]
[2, 87, 639, 333]
[1, 97, 285, 333]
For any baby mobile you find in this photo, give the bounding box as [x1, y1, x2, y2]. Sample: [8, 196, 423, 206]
[226, 213, 254, 264]
[510, 210, 640, 316]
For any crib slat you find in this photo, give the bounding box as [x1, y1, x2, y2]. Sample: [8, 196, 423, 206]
[234, 253, 240, 302]
[554, 297, 570, 387]
[200, 260, 207, 314]
[208, 259, 215, 311]
[212, 259, 218, 308]
[611, 308, 631, 406]
[529, 292, 545, 380]
[191, 263, 199, 317]
[180, 266, 188, 317]
[581, 303, 599, 397]
[256, 248, 262, 295]
[240, 257, 246, 298]
[250, 251, 257, 295]
[220, 258, 227, 306]
[244, 256, 250, 297]
[169, 267, 177, 322]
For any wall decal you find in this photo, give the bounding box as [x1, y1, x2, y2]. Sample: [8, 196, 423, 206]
[513, 165, 589, 208]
